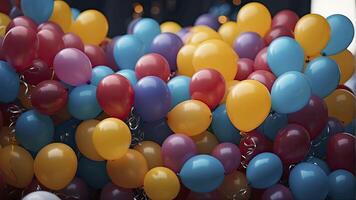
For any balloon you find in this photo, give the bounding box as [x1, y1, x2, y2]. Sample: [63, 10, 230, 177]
[93, 118, 131, 160]
[0, 145, 33, 188]
[114, 34, 144, 70]
[0, 127, 17, 147]
[23, 191, 60, 200]
[221, 80, 239, 103]
[75, 120, 103, 161]
[37, 21, 64, 36]
[34, 143, 77, 190]
[306, 157, 330, 175]
[102, 36, 120, 71]
[91, 66, 114, 86]
[226, 80, 271, 132]
[15, 110, 54, 152]
[53, 118, 80, 150]
[84, 44, 108, 67]
[100, 182, 133, 200]
[258, 112, 288, 141]
[345, 119, 355, 134]
[133, 18, 161, 53]
[0, 12, 10, 37]
[127, 18, 141, 34]
[160, 21, 182, 33]
[324, 89, 355, 125]
[176, 44, 196, 77]
[62, 33, 84, 51]
[49, 0, 72, 32]
[218, 21, 241, 46]
[329, 49, 355, 84]
[135, 53, 170, 82]
[0, 61, 19, 103]
[236, 2, 272, 37]
[22, 59, 52, 86]
[218, 171, 250, 200]
[194, 13, 219, 30]
[328, 170, 355, 200]
[180, 155, 224, 193]
[167, 100, 212, 136]
[187, 191, 222, 200]
[6, 16, 37, 32]
[289, 162, 328, 200]
[233, 32, 265, 60]
[264, 26, 294, 45]
[167, 75, 191, 108]
[271, 71, 311, 114]
[272, 10, 299, 31]
[191, 131, 219, 154]
[235, 58, 254, 80]
[294, 14, 330, 56]
[134, 141, 162, 170]
[68, 84, 102, 120]
[142, 119, 173, 145]
[247, 70, 276, 91]
[211, 143, 241, 174]
[327, 133, 355, 174]
[262, 184, 293, 200]
[71, 8, 80, 20]
[323, 14, 355, 55]
[193, 39, 238, 81]
[116, 69, 137, 86]
[56, 178, 89, 200]
[254, 47, 271, 72]
[187, 27, 222, 45]
[21, 0, 53, 24]
[144, 167, 180, 200]
[176, 27, 191, 43]
[78, 157, 109, 189]
[107, 149, 148, 189]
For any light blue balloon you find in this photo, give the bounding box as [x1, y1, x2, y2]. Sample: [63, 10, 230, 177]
[90, 66, 114, 86]
[78, 157, 109, 189]
[328, 170, 355, 200]
[180, 155, 224, 193]
[211, 104, 241, 144]
[21, 0, 54, 24]
[68, 85, 102, 120]
[116, 69, 137, 86]
[0, 61, 20, 103]
[267, 37, 304, 77]
[305, 57, 340, 98]
[306, 156, 330, 175]
[15, 110, 54, 152]
[323, 14, 355, 55]
[246, 152, 283, 189]
[133, 18, 161, 53]
[289, 162, 328, 200]
[258, 112, 288, 140]
[114, 35, 144, 70]
[71, 8, 80, 20]
[167, 76, 191, 109]
[271, 71, 311, 114]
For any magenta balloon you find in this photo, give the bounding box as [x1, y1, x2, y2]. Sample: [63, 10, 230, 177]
[53, 48, 92, 86]
[254, 47, 271, 72]
[272, 10, 300, 31]
[211, 143, 241, 174]
[247, 70, 276, 91]
[100, 182, 133, 200]
[233, 32, 265, 60]
[56, 178, 89, 200]
[235, 58, 254, 80]
[262, 184, 293, 200]
[264, 26, 294, 45]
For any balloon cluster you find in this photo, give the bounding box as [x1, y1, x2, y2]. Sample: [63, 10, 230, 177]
[0, 1, 355, 200]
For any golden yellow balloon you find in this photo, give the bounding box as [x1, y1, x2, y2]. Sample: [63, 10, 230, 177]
[191, 131, 219, 154]
[0, 145, 34, 188]
[177, 44, 197, 77]
[75, 120, 103, 161]
[226, 80, 271, 132]
[167, 100, 212, 136]
[107, 149, 148, 189]
[49, 0, 72, 32]
[193, 39, 238, 81]
[221, 80, 240, 104]
[134, 141, 163, 170]
[93, 118, 131, 160]
[294, 14, 331, 56]
[218, 21, 241, 46]
[236, 2, 272, 37]
[325, 89, 355, 125]
[218, 171, 251, 200]
[329, 50, 355, 84]
[0, 127, 17, 148]
[160, 21, 182, 33]
[189, 30, 222, 45]
[144, 167, 180, 200]
[71, 10, 108, 45]
[0, 12, 11, 37]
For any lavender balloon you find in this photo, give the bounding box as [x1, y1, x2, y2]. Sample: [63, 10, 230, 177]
[262, 184, 293, 200]
[127, 18, 141, 34]
[211, 143, 241, 174]
[233, 32, 265, 60]
[56, 178, 89, 200]
[100, 182, 133, 200]
[176, 27, 191, 42]
[194, 13, 220, 30]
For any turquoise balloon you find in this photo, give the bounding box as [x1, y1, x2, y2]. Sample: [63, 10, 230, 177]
[133, 18, 161, 53]
[167, 75, 191, 109]
[0, 61, 20, 103]
[258, 112, 288, 140]
[91, 66, 114, 86]
[306, 156, 330, 175]
[21, 0, 54, 23]
[114, 35, 144, 70]
[71, 8, 80, 20]
[328, 170, 355, 200]
[116, 69, 137, 86]
[78, 157, 109, 189]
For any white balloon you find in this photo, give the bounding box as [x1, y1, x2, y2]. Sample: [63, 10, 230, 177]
[23, 191, 61, 200]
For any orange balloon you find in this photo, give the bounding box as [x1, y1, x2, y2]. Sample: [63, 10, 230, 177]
[0, 127, 17, 148]
[177, 44, 197, 77]
[329, 50, 355, 84]
[75, 120, 103, 161]
[324, 89, 355, 125]
[221, 80, 239, 104]
[134, 141, 163, 169]
[191, 131, 219, 154]
[218, 171, 250, 200]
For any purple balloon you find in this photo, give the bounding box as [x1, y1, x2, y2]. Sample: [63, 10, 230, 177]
[262, 184, 293, 200]
[211, 143, 241, 174]
[150, 33, 184, 72]
[176, 27, 191, 42]
[194, 13, 220, 30]
[162, 134, 198, 173]
[56, 178, 89, 200]
[233, 32, 265, 60]
[100, 182, 133, 200]
[127, 18, 141, 34]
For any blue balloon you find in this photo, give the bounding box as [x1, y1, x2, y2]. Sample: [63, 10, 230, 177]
[289, 162, 328, 200]
[68, 85, 102, 120]
[71, 8, 80, 20]
[142, 119, 173, 145]
[246, 152, 283, 189]
[0, 61, 20, 103]
[90, 66, 114, 86]
[78, 157, 109, 189]
[345, 119, 355, 135]
[267, 37, 304, 77]
[271, 71, 311, 114]
[21, 0, 54, 23]
[134, 76, 171, 122]
[306, 156, 330, 175]
[54, 118, 81, 150]
[133, 18, 161, 53]
[324, 14, 355, 55]
[328, 169, 355, 200]
[180, 155, 224, 193]
[114, 35, 144, 70]
[211, 104, 241, 144]
[116, 69, 137, 86]
[15, 110, 54, 152]
[258, 112, 288, 140]
[167, 76, 191, 109]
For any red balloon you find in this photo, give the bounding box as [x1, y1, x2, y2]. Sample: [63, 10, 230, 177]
[22, 59, 53, 85]
[37, 21, 64, 36]
[84, 44, 107, 67]
[37, 29, 64, 66]
[327, 133, 355, 174]
[264, 26, 294, 45]
[272, 10, 299, 31]
[6, 16, 37, 32]
[239, 130, 273, 164]
[2, 26, 37, 72]
[96, 74, 134, 120]
[235, 58, 254, 81]
[31, 80, 68, 115]
[247, 70, 276, 91]
[190, 69, 225, 109]
[273, 124, 310, 165]
[135, 53, 170, 82]
[254, 47, 271, 72]
[288, 96, 328, 140]
[62, 33, 84, 52]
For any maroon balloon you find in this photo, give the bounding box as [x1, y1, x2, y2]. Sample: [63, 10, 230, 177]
[239, 130, 273, 164]
[235, 58, 254, 80]
[22, 179, 46, 196]
[262, 184, 293, 200]
[211, 143, 241, 174]
[251, 188, 266, 200]
[187, 191, 222, 200]
[37, 29, 64, 65]
[6, 16, 37, 32]
[22, 59, 53, 85]
[272, 10, 300, 31]
[56, 178, 89, 200]
[288, 95, 328, 140]
[175, 184, 190, 200]
[135, 53, 170, 82]
[31, 80, 68, 115]
[0, 109, 2, 130]
[254, 47, 271, 72]
[102, 36, 120, 71]
[0, 37, 4, 61]
[37, 22, 64, 36]
[62, 33, 84, 52]
[337, 85, 354, 94]
[264, 26, 294, 45]
[327, 133, 355, 174]
[247, 70, 276, 91]
[100, 182, 133, 200]
[84, 44, 107, 67]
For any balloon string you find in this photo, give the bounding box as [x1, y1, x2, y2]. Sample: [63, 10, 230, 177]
[133, 188, 149, 200]
[240, 138, 257, 168]
[55, 192, 81, 200]
[127, 107, 145, 147]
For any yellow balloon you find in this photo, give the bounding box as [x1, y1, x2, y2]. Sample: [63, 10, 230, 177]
[107, 149, 148, 189]
[177, 44, 197, 77]
[75, 120, 103, 161]
[325, 89, 355, 125]
[49, 0, 72, 32]
[226, 80, 271, 132]
[34, 143, 77, 190]
[0, 12, 11, 37]
[221, 80, 240, 104]
[0, 145, 34, 188]
[191, 131, 219, 154]
[71, 10, 108, 45]
[160, 21, 182, 33]
[134, 141, 163, 170]
[189, 30, 222, 45]
[329, 50, 355, 84]
[193, 39, 238, 81]
[93, 118, 131, 160]
[236, 2, 272, 37]
[218, 171, 251, 200]
[294, 14, 330, 56]
[218, 21, 241, 46]
[0, 127, 17, 147]
[144, 167, 180, 200]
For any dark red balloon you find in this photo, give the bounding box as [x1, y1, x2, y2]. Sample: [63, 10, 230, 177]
[235, 58, 254, 80]
[247, 70, 276, 91]
[272, 10, 299, 31]
[37, 21, 64, 36]
[22, 59, 53, 85]
[135, 53, 170, 82]
[31, 80, 68, 115]
[190, 69, 225, 109]
[102, 36, 120, 71]
[100, 182, 133, 200]
[22, 179, 47, 196]
[239, 130, 273, 164]
[288, 95, 328, 140]
[62, 33, 84, 52]
[327, 133, 355, 174]
[56, 178, 89, 200]
[37, 29, 64, 65]
[264, 26, 294, 45]
[84, 44, 107, 67]
[254, 47, 271, 72]
[6, 16, 37, 32]
[187, 191, 222, 200]
[337, 85, 354, 94]
[96, 74, 134, 120]
[0, 109, 3, 130]
[0, 37, 4, 61]
[174, 184, 190, 200]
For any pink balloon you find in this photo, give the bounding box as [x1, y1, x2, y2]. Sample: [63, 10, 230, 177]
[247, 70, 276, 91]
[235, 58, 254, 80]
[62, 33, 84, 52]
[254, 47, 271, 72]
[272, 10, 300, 31]
[264, 26, 294, 45]
[53, 48, 92, 86]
